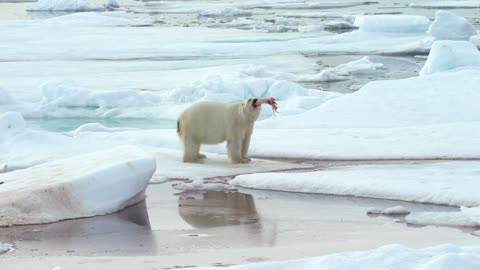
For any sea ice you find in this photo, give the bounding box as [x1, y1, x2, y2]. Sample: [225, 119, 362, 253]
[0, 242, 10, 254]
[428, 11, 477, 40]
[419, 40, 480, 76]
[231, 161, 480, 207]
[0, 146, 156, 226]
[192, 244, 480, 270]
[405, 206, 480, 227]
[354, 15, 430, 33]
[28, 0, 103, 11]
[0, 88, 13, 105]
[410, 1, 480, 8]
[38, 11, 153, 27]
[0, 111, 26, 130]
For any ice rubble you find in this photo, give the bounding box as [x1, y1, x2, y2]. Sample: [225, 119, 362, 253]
[295, 56, 384, 82]
[420, 40, 480, 76]
[405, 206, 480, 227]
[231, 161, 480, 207]
[367, 206, 411, 215]
[428, 11, 477, 40]
[410, 1, 480, 8]
[38, 11, 153, 27]
[0, 146, 156, 226]
[28, 0, 103, 11]
[354, 15, 430, 33]
[193, 245, 480, 270]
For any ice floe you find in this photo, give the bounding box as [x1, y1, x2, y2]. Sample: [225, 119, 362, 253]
[428, 11, 477, 41]
[193, 244, 480, 270]
[420, 40, 480, 76]
[354, 15, 430, 33]
[405, 206, 480, 227]
[0, 111, 26, 130]
[0, 146, 156, 226]
[38, 11, 153, 27]
[410, 1, 480, 9]
[231, 161, 480, 207]
[28, 0, 103, 11]
[260, 69, 480, 128]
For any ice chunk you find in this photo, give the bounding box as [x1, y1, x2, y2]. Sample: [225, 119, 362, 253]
[405, 206, 480, 227]
[0, 146, 156, 226]
[428, 11, 477, 40]
[354, 15, 430, 33]
[199, 7, 252, 17]
[420, 40, 480, 76]
[367, 206, 411, 215]
[28, 0, 103, 11]
[0, 111, 26, 130]
[0, 242, 10, 254]
[66, 123, 135, 136]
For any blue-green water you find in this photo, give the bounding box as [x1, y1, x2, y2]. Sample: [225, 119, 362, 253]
[26, 118, 176, 132]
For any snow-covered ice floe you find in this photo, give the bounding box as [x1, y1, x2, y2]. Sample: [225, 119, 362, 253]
[231, 161, 480, 207]
[192, 244, 480, 270]
[406, 206, 480, 227]
[37, 11, 153, 27]
[420, 40, 480, 76]
[28, 0, 104, 11]
[428, 11, 477, 41]
[0, 146, 156, 226]
[354, 15, 430, 33]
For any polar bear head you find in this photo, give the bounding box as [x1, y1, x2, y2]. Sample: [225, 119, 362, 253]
[243, 98, 262, 122]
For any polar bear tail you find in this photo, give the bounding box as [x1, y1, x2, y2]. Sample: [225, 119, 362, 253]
[177, 121, 180, 134]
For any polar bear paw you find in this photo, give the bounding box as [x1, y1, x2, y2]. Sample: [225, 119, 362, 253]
[197, 153, 207, 159]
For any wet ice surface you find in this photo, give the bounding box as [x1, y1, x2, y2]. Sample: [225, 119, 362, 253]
[0, 178, 478, 262]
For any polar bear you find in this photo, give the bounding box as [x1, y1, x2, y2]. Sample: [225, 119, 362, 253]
[177, 98, 277, 164]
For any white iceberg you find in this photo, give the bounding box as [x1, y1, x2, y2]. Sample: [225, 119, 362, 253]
[354, 15, 430, 33]
[0, 146, 156, 226]
[231, 161, 480, 207]
[192, 244, 480, 270]
[420, 40, 480, 76]
[28, 0, 103, 11]
[405, 206, 480, 227]
[428, 11, 477, 40]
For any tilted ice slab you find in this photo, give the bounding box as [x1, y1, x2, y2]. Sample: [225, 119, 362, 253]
[406, 206, 480, 227]
[231, 161, 480, 207]
[193, 244, 480, 270]
[0, 146, 156, 226]
[354, 15, 430, 33]
[28, 0, 103, 11]
[259, 69, 480, 128]
[428, 11, 477, 41]
[410, 1, 480, 8]
[420, 40, 480, 76]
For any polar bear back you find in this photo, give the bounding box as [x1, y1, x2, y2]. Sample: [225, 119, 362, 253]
[178, 101, 234, 145]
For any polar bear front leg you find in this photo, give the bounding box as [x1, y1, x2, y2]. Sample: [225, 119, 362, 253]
[227, 138, 245, 164]
[241, 130, 252, 163]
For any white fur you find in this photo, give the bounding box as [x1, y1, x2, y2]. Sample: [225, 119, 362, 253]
[177, 100, 261, 163]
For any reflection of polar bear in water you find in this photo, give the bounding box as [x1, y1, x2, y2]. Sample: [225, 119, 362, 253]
[177, 99, 263, 164]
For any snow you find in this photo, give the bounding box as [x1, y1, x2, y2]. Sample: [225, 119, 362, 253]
[28, 0, 103, 11]
[367, 206, 411, 215]
[0, 88, 13, 105]
[259, 70, 480, 128]
[428, 11, 477, 41]
[420, 40, 480, 76]
[354, 15, 430, 33]
[193, 244, 480, 270]
[231, 161, 480, 207]
[295, 56, 384, 82]
[410, 1, 480, 8]
[65, 123, 135, 136]
[405, 206, 480, 227]
[0, 111, 26, 130]
[0, 146, 156, 226]
[199, 7, 252, 17]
